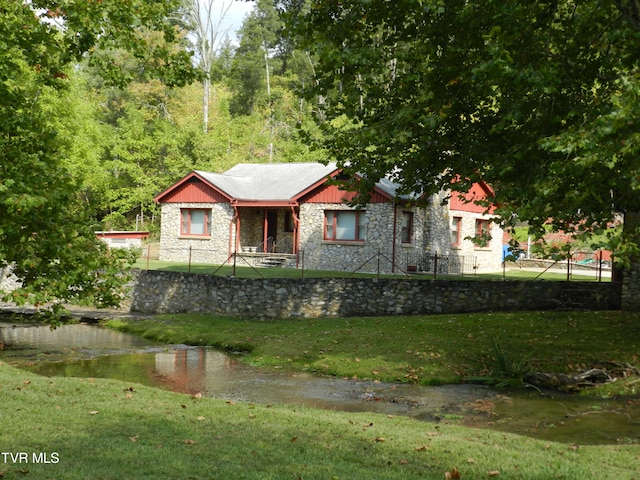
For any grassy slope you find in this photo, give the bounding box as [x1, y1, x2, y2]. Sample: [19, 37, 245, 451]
[1, 362, 638, 480]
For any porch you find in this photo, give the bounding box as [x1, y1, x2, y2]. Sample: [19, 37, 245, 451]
[235, 206, 299, 257]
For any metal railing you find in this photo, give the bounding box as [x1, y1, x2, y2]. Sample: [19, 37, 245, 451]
[405, 252, 477, 276]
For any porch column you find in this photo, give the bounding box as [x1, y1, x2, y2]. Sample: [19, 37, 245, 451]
[291, 205, 300, 254]
[228, 204, 240, 262]
[263, 209, 268, 252]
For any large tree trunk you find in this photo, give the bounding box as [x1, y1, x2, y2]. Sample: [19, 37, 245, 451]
[621, 211, 640, 310]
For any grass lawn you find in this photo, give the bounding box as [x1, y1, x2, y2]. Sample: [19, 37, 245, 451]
[105, 311, 639, 389]
[133, 258, 606, 281]
[1, 361, 639, 480]
[3, 310, 638, 479]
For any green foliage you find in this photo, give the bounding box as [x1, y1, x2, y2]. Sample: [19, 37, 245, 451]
[467, 338, 534, 388]
[289, 0, 640, 259]
[0, 0, 196, 314]
[230, 0, 283, 115]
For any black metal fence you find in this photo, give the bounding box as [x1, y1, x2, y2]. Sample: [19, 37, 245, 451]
[404, 252, 477, 276]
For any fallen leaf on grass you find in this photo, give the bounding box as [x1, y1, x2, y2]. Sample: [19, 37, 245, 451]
[415, 445, 429, 451]
[89, 411, 99, 415]
[444, 466, 460, 479]
[184, 439, 198, 445]
[129, 436, 138, 443]
[488, 471, 500, 477]
[196, 416, 205, 421]
[466, 458, 475, 464]
[374, 437, 385, 442]
[290, 436, 298, 443]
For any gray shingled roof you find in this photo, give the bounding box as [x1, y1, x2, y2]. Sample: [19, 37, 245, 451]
[193, 162, 416, 202]
[195, 162, 338, 201]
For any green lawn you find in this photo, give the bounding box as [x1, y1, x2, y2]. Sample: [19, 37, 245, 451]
[134, 258, 605, 281]
[3, 310, 637, 479]
[105, 310, 639, 390]
[1, 361, 638, 479]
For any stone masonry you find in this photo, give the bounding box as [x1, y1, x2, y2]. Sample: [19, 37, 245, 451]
[129, 270, 621, 319]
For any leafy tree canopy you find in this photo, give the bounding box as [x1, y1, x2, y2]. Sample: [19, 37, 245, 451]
[0, 0, 196, 316]
[289, 0, 640, 260]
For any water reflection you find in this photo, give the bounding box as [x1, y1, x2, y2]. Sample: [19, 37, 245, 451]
[1, 322, 639, 445]
[0, 321, 155, 355]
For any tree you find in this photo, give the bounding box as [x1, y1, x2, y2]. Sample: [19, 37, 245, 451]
[230, 0, 283, 117]
[182, 0, 234, 132]
[0, 0, 196, 317]
[288, 1, 640, 270]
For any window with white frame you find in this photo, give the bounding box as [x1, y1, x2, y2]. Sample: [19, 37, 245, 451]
[180, 209, 211, 236]
[324, 210, 366, 241]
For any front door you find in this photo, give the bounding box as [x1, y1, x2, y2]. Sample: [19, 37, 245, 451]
[265, 210, 278, 252]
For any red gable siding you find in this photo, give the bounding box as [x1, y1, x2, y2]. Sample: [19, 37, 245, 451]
[161, 179, 228, 203]
[449, 182, 495, 214]
[301, 183, 390, 203]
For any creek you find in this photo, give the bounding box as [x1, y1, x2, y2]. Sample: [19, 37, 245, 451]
[1, 321, 638, 446]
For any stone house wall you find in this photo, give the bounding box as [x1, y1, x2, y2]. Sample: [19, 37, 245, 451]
[159, 196, 503, 274]
[298, 202, 433, 274]
[159, 202, 233, 264]
[449, 208, 504, 271]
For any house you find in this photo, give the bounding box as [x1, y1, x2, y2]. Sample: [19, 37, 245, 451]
[96, 231, 149, 249]
[153, 162, 503, 274]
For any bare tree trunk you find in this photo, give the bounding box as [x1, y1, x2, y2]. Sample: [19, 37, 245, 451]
[264, 42, 273, 162]
[203, 75, 210, 133]
[184, 0, 233, 133]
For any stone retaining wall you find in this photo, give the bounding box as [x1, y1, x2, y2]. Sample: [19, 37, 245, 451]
[129, 270, 621, 318]
[621, 262, 640, 311]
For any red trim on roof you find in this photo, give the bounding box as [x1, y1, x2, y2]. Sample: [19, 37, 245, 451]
[154, 171, 232, 204]
[157, 166, 402, 206]
[301, 183, 391, 203]
[292, 166, 340, 201]
[296, 168, 394, 204]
